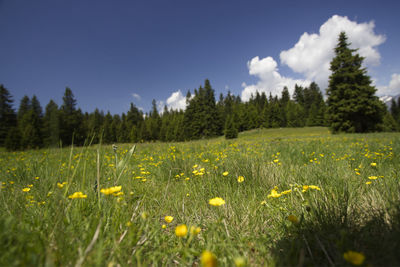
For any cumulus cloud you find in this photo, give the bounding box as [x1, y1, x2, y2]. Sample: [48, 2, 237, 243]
[378, 73, 400, 96]
[166, 90, 187, 111]
[157, 90, 188, 114]
[132, 93, 141, 101]
[280, 15, 386, 90]
[242, 15, 387, 101]
[241, 56, 310, 101]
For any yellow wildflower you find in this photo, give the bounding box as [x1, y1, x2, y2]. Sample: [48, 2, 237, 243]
[365, 181, 372, 185]
[282, 189, 292, 195]
[162, 224, 166, 229]
[57, 182, 67, 188]
[22, 188, 30, 192]
[68, 192, 87, 199]
[222, 171, 229, 176]
[234, 256, 246, 267]
[267, 189, 282, 198]
[190, 226, 201, 235]
[309, 185, 321, 190]
[100, 186, 122, 195]
[288, 215, 299, 224]
[201, 250, 217, 267]
[368, 176, 377, 180]
[343, 250, 365, 265]
[209, 197, 226, 206]
[141, 212, 148, 220]
[164, 216, 174, 223]
[370, 162, 377, 167]
[237, 176, 244, 183]
[175, 224, 188, 237]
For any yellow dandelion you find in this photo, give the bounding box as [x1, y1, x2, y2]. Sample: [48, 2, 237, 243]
[368, 176, 378, 180]
[201, 250, 217, 267]
[370, 162, 377, 167]
[162, 224, 167, 229]
[100, 186, 122, 195]
[309, 185, 321, 190]
[222, 171, 229, 176]
[267, 189, 282, 198]
[164, 216, 174, 223]
[68, 192, 87, 199]
[175, 224, 188, 237]
[209, 197, 226, 206]
[343, 250, 365, 266]
[22, 188, 30, 192]
[237, 176, 244, 183]
[190, 226, 201, 235]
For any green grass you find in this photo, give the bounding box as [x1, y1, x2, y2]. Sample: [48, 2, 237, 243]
[1, 127, 400, 266]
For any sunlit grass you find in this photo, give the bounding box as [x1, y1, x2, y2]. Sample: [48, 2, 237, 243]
[0, 127, 399, 266]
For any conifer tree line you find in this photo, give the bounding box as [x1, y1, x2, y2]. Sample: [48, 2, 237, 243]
[0, 32, 399, 150]
[1, 79, 397, 151]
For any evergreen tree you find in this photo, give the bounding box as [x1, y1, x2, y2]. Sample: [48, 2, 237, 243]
[0, 85, 17, 146]
[326, 32, 384, 133]
[148, 99, 161, 141]
[293, 84, 305, 105]
[390, 98, 400, 127]
[43, 100, 60, 147]
[102, 112, 115, 144]
[224, 115, 238, 139]
[305, 82, 326, 126]
[183, 80, 220, 140]
[60, 87, 83, 145]
[17, 96, 43, 149]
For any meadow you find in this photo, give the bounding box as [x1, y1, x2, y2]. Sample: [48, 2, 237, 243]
[1, 127, 399, 266]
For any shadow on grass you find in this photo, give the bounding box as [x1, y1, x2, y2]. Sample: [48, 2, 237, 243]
[271, 198, 400, 266]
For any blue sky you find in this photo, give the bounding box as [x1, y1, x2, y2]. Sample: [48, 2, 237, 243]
[1, 0, 399, 114]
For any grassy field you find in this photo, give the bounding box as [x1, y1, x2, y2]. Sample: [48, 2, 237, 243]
[1, 127, 399, 266]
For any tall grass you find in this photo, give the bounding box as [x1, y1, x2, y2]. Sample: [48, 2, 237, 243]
[0, 127, 399, 266]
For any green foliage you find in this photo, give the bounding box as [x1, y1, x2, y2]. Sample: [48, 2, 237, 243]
[0, 85, 17, 146]
[327, 32, 384, 133]
[1, 77, 347, 151]
[224, 115, 238, 139]
[60, 87, 85, 146]
[43, 100, 60, 147]
[183, 80, 221, 140]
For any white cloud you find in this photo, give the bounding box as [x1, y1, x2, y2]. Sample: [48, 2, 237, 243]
[241, 56, 310, 101]
[378, 73, 400, 96]
[166, 90, 187, 111]
[242, 15, 387, 101]
[132, 93, 141, 101]
[157, 90, 188, 114]
[279, 15, 386, 90]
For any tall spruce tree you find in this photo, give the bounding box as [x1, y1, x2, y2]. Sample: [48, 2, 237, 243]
[43, 100, 60, 147]
[0, 85, 17, 146]
[326, 32, 384, 133]
[60, 87, 83, 145]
